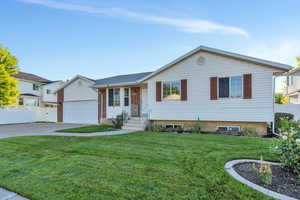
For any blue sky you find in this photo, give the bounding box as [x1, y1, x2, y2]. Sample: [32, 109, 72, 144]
[1, 0, 300, 90]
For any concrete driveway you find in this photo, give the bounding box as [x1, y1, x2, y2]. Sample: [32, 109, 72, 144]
[0, 123, 87, 138]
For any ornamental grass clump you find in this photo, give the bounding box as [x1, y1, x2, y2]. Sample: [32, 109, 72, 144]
[275, 125, 300, 179]
[252, 156, 272, 185]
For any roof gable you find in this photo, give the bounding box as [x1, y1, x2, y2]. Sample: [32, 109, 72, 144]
[140, 46, 293, 82]
[13, 72, 50, 83]
[54, 75, 95, 93]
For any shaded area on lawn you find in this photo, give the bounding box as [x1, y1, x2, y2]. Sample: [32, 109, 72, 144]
[0, 132, 277, 200]
[55, 125, 117, 133]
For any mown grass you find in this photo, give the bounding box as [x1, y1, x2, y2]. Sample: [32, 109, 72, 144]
[55, 125, 117, 133]
[0, 132, 276, 200]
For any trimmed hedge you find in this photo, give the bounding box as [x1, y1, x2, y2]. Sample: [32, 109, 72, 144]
[275, 112, 294, 132]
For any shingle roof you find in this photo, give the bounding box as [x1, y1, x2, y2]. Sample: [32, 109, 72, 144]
[94, 72, 153, 86]
[13, 72, 50, 83]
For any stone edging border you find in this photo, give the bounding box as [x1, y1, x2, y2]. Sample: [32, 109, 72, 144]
[225, 159, 298, 200]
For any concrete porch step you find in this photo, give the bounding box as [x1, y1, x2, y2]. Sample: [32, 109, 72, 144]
[122, 125, 144, 130]
[122, 118, 146, 130]
[125, 121, 145, 125]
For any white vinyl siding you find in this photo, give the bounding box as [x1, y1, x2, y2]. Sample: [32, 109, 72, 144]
[64, 79, 97, 102]
[146, 51, 284, 122]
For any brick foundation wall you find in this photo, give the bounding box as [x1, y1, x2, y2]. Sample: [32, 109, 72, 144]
[152, 120, 268, 135]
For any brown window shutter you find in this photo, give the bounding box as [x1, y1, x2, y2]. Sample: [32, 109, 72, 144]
[243, 74, 252, 99]
[181, 79, 187, 101]
[156, 81, 162, 102]
[210, 77, 218, 100]
[98, 89, 101, 122]
[57, 89, 64, 122]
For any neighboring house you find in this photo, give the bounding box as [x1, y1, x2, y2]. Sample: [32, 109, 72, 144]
[286, 68, 300, 104]
[41, 81, 65, 107]
[13, 72, 64, 107]
[55, 75, 98, 124]
[56, 46, 292, 134]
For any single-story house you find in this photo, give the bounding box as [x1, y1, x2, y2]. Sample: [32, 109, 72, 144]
[56, 46, 293, 134]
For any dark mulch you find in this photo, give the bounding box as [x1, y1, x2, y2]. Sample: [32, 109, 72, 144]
[234, 162, 300, 199]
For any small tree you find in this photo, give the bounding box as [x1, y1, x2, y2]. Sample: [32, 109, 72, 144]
[0, 45, 19, 107]
[275, 93, 288, 104]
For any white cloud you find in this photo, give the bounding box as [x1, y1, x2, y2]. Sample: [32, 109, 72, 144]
[245, 40, 300, 66]
[245, 40, 300, 93]
[17, 0, 249, 37]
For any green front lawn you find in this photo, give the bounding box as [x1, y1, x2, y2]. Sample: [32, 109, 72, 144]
[56, 125, 117, 133]
[0, 132, 276, 200]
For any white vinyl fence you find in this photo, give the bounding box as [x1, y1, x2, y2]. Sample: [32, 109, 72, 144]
[0, 107, 57, 124]
[275, 104, 300, 121]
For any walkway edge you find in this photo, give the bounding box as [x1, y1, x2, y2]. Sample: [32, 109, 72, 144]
[224, 159, 298, 200]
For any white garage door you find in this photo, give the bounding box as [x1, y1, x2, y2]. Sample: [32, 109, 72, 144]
[63, 101, 98, 124]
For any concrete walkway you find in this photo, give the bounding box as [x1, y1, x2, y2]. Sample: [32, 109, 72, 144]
[0, 124, 137, 199]
[0, 129, 136, 139]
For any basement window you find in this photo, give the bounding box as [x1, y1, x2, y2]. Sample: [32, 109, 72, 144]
[165, 124, 183, 129]
[217, 126, 241, 132]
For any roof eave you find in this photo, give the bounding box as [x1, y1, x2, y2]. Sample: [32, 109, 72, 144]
[93, 81, 141, 88]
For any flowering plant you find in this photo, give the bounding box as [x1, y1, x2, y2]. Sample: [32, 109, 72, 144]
[252, 156, 272, 185]
[275, 126, 300, 177]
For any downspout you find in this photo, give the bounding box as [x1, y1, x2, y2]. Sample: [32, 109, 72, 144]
[272, 75, 276, 134]
[272, 72, 288, 136]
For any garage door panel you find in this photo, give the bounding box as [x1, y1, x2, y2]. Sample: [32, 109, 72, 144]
[63, 101, 98, 124]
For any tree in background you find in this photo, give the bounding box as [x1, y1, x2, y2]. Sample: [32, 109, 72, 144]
[297, 57, 300, 67]
[0, 46, 19, 107]
[275, 93, 289, 104]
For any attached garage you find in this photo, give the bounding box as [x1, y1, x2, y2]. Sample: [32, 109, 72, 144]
[55, 75, 99, 124]
[63, 100, 98, 124]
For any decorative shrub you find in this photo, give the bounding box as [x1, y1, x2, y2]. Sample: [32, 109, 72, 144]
[278, 120, 300, 132]
[176, 126, 184, 134]
[112, 114, 123, 129]
[191, 124, 201, 134]
[275, 112, 294, 132]
[252, 156, 273, 185]
[150, 124, 163, 133]
[275, 124, 300, 178]
[241, 128, 260, 137]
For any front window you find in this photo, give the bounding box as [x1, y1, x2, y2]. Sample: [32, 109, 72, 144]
[46, 89, 51, 94]
[33, 84, 39, 91]
[218, 77, 229, 98]
[218, 76, 242, 98]
[19, 98, 24, 105]
[289, 76, 294, 86]
[230, 76, 242, 98]
[163, 81, 180, 100]
[24, 98, 38, 107]
[124, 88, 129, 106]
[108, 88, 120, 106]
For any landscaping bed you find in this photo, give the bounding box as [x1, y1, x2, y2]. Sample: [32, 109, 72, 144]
[234, 162, 300, 199]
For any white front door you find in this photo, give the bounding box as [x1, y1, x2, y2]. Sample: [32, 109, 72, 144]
[63, 100, 98, 124]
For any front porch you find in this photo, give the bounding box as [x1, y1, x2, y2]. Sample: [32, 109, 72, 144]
[98, 85, 148, 123]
